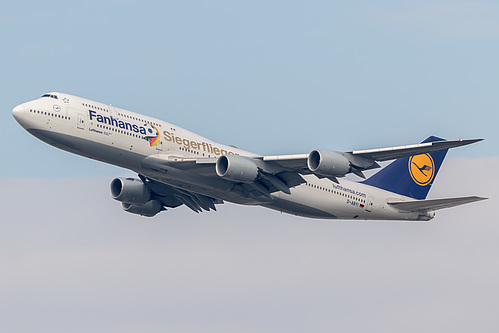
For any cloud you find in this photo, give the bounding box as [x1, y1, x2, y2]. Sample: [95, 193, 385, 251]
[368, 1, 499, 39]
[0, 157, 497, 332]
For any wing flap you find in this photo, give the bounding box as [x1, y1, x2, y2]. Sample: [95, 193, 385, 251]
[260, 154, 310, 172]
[141, 155, 218, 176]
[143, 176, 222, 213]
[388, 196, 487, 212]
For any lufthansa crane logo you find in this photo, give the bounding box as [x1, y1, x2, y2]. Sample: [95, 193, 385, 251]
[408, 154, 435, 186]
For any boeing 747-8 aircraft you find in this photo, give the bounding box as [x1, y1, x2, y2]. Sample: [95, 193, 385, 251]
[12, 92, 486, 220]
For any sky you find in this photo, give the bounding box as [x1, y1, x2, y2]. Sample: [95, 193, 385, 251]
[1, 1, 498, 332]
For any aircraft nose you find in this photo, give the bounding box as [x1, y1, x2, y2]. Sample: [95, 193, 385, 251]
[12, 104, 25, 122]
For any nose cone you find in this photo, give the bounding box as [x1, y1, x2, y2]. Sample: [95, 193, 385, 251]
[12, 104, 25, 123]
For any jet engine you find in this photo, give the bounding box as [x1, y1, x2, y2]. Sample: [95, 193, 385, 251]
[110, 177, 164, 217]
[216, 155, 259, 183]
[121, 200, 163, 217]
[307, 150, 350, 177]
[110, 177, 151, 204]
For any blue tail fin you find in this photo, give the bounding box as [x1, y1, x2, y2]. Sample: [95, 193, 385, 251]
[362, 136, 448, 200]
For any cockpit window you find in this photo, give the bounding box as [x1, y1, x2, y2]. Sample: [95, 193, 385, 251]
[41, 94, 58, 99]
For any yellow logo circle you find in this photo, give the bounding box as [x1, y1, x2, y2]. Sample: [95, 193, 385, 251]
[408, 154, 435, 186]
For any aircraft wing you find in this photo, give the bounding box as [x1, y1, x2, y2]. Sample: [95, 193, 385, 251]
[144, 138, 481, 174]
[388, 196, 487, 212]
[141, 137, 482, 198]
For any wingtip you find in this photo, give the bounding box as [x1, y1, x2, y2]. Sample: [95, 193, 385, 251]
[433, 138, 484, 144]
[461, 138, 484, 144]
[466, 196, 488, 203]
[449, 138, 484, 148]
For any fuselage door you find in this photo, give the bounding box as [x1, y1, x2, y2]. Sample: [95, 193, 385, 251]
[109, 105, 118, 118]
[366, 196, 374, 213]
[156, 137, 163, 151]
[77, 114, 85, 130]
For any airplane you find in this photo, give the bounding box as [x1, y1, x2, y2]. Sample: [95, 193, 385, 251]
[12, 92, 487, 221]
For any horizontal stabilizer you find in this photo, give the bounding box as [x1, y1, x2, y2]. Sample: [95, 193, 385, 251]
[388, 196, 487, 212]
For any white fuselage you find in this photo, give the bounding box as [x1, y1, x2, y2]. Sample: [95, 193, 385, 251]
[13, 92, 430, 220]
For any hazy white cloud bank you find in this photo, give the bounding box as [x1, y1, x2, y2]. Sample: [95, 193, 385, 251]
[368, 1, 499, 39]
[0, 157, 497, 333]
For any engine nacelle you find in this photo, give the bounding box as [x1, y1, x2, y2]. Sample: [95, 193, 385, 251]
[121, 200, 163, 217]
[110, 177, 151, 204]
[215, 155, 259, 183]
[307, 150, 350, 177]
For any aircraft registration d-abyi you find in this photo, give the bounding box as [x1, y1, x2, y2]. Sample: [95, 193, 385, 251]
[13, 92, 486, 220]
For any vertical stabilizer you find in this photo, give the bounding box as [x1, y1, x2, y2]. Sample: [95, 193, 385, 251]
[362, 136, 448, 199]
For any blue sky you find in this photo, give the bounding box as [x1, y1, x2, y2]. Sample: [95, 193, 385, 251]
[1, 1, 498, 332]
[2, 0, 498, 178]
